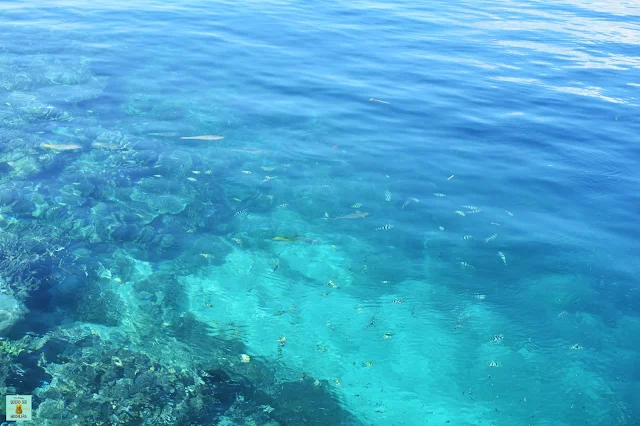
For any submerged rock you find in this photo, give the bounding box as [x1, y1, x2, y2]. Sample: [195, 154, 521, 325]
[0, 293, 26, 336]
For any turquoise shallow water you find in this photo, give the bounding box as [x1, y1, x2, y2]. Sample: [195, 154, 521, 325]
[0, 0, 639, 424]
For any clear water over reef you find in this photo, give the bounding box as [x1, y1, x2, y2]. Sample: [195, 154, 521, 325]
[1, 0, 639, 424]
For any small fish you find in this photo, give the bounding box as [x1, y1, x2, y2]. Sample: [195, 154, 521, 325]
[240, 354, 251, 363]
[204, 170, 213, 175]
[147, 131, 177, 137]
[485, 234, 498, 243]
[232, 197, 242, 202]
[351, 203, 362, 208]
[369, 97, 389, 104]
[241, 170, 252, 174]
[392, 299, 404, 304]
[234, 209, 247, 216]
[273, 262, 279, 272]
[180, 135, 224, 141]
[91, 142, 125, 150]
[298, 237, 321, 245]
[263, 176, 276, 183]
[460, 261, 476, 269]
[153, 174, 163, 178]
[434, 193, 446, 197]
[324, 212, 329, 218]
[333, 211, 371, 220]
[490, 222, 501, 226]
[199, 253, 211, 258]
[381, 280, 390, 284]
[466, 209, 481, 214]
[375, 224, 394, 231]
[448, 175, 454, 180]
[462, 205, 478, 210]
[231, 238, 243, 245]
[186, 177, 197, 182]
[498, 251, 507, 265]
[363, 361, 374, 367]
[462, 235, 473, 240]
[40, 143, 82, 150]
[328, 279, 339, 289]
[384, 190, 391, 201]
[401, 200, 410, 210]
[272, 236, 296, 242]
[505, 210, 514, 216]
[278, 336, 286, 346]
[475, 294, 486, 300]
[277, 204, 288, 208]
[261, 166, 275, 172]
[383, 332, 394, 339]
[409, 197, 419, 203]
[455, 211, 466, 217]
[192, 170, 201, 174]
[491, 334, 504, 342]
[439, 226, 445, 231]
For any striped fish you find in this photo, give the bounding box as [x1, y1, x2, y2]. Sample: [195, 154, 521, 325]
[455, 211, 466, 217]
[234, 209, 247, 216]
[376, 224, 394, 231]
[462, 235, 473, 240]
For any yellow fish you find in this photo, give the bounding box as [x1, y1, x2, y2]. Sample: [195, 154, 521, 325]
[272, 236, 296, 242]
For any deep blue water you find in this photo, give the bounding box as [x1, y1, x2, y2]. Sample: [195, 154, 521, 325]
[1, 0, 639, 424]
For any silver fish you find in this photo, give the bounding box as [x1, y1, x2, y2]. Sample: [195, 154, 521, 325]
[462, 235, 473, 240]
[461, 261, 476, 269]
[455, 211, 466, 217]
[401, 200, 410, 210]
[498, 251, 507, 265]
[462, 205, 478, 210]
[434, 193, 446, 197]
[485, 234, 498, 243]
[466, 209, 481, 214]
[180, 135, 224, 141]
[376, 224, 394, 231]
